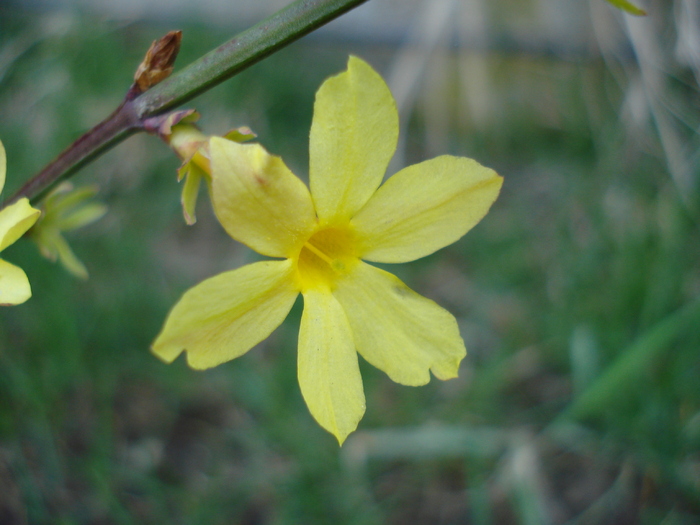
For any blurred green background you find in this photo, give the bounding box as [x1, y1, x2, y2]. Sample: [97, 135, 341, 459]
[1, 0, 700, 523]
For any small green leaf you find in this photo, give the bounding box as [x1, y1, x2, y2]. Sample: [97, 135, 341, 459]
[55, 203, 107, 231]
[32, 183, 106, 278]
[42, 183, 99, 218]
[604, 0, 647, 15]
[34, 230, 60, 261]
[52, 232, 88, 280]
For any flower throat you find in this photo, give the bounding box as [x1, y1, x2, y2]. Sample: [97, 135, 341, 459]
[295, 226, 358, 290]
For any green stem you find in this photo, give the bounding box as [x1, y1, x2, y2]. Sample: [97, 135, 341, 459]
[135, 0, 370, 116]
[5, 0, 370, 206]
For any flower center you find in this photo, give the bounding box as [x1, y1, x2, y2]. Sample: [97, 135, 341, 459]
[295, 225, 358, 291]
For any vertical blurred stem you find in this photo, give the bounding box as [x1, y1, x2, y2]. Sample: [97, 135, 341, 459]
[560, 298, 700, 422]
[5, 0, 370, 206]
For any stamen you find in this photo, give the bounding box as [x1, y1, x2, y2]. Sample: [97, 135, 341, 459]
[304, 241, 334, 266]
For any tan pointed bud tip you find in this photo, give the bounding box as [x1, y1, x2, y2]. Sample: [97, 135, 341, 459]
[134, 30, 182, 92]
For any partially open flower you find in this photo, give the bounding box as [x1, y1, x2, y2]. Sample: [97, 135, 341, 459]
[155, 110, 255, 225]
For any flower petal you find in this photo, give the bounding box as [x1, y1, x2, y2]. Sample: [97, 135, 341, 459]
[334, 262, 465, 386]
[210, 137, 316, 258]
[152, 260, 299, 370]
[0, 139, 6, 194]
[0, 258, 32, 305]
[309, 56, 398, 223]
[299, 289, 365, 445]
[352, 156, 502, 263]
[0, 198, 41, 253]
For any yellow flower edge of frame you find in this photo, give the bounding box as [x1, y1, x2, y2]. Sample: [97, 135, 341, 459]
[0, 140, 41, 306]
[152, 56, 504, 445]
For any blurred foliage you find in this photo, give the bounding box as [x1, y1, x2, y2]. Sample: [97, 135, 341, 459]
[1, 2, 700, 524]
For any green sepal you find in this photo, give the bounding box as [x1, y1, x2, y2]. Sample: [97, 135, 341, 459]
[224, 127, 257, 143]
[181, 162, 206, 225]
[32, 182, 106, 279]
[54, 203, 107, 232]
[35, 229, 89, 280]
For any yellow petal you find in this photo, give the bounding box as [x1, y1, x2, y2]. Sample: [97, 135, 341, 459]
[0, 139, 6, 194]
[0, 198, 41, 253]
[152, 259, 299, 369]
[210, 137, 316, 258]
[353, 156, 502, 263]
[334, 262, 465, 386]
[299, 289, 365, 445]
[309, 56, 398, 222]
[0, 258, 32, 305]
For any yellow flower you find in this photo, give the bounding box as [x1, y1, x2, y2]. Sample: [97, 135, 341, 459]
[0, 140, 41, 305]
[152, 57, 503, 444]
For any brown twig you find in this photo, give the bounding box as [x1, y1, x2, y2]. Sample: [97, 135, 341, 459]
[4, 31, 183, 206]
[3, 0, 370, 207]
